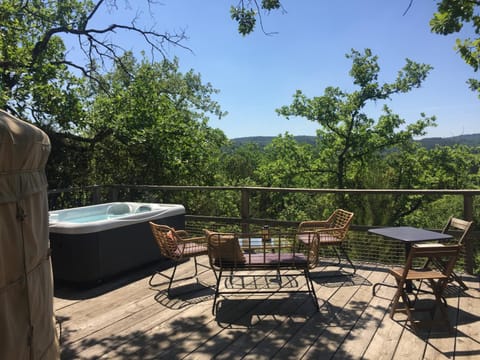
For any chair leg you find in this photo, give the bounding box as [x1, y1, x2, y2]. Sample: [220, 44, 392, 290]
[391, 286, 416, 329]
[149, 259, 204, 295]
[212, 269, 223, 315]
[211, 267, 219, 281]
[148, 265, 174, 287]
[193, 256, 199, 277]
[430, 258, 468, 290]
[390, 279, 413, 318]
[166, 263, 179, 297]
[333, 245, 356, 274]
[430, 279, 452, 328]
[305, 268, 319, 311]
[450, 271, 468, 290]
[390, 287, 402, 319]
[148, 271, 158, 287]
[400, 291, 417, 329]
[332, 247, 342, 266]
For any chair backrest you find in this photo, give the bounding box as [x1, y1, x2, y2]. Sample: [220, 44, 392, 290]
[149, 222, 180, 260]
[297, 208, 354, 242]
[205, 230, 246, 269]
[327, 209, 353, 236]
[442, 216, 473, 246]
[403, 244, 461, 280]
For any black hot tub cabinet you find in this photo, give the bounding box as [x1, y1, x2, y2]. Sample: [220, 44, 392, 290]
[49, 202, 185, 284]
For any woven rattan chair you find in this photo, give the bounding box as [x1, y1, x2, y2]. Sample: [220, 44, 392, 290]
[149, 222, 209, 296]
[388, 244, 461, 331]
[297, 209, 355, 273]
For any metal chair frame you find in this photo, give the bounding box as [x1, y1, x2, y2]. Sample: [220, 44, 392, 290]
[149, 222, 209, 296]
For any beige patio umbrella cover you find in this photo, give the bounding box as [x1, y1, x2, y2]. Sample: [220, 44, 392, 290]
[0, 110, 59, 359]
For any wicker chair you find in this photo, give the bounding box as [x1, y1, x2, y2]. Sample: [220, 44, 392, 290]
[388, 244, 461, 331]
[297, 209, 355, 273]
[149, 222, 209, 296]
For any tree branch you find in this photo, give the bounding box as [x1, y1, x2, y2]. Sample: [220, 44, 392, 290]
[403, 0, 414, 16]
[30, 2, 190, 81]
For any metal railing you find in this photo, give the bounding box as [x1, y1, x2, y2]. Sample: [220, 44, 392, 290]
[47, 184, 479, 274]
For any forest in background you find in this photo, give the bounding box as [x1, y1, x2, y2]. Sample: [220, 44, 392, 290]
[2, 1, 479, 262]
[232, 134, 480, 149]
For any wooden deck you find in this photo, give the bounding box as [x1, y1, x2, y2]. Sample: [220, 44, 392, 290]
[54, 258, 479, 359]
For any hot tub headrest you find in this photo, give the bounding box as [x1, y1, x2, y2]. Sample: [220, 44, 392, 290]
[136, 205, 152, 213]
[107, 203, 131, 216]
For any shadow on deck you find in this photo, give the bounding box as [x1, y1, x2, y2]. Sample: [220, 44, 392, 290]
[54, 259, 480, 359]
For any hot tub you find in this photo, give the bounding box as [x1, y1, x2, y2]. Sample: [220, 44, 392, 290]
[49, 202, 185, 284]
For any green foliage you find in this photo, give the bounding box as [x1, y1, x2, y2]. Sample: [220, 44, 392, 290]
[86, 54, 228, 186]
[215, 47, 480, 226]
[0, 0, 90, 126]
[277, 49, 436, 190]
[419, 145, 479, 188]
[221, 142, 263, 185]
[430, 0, 480, 96]
[230, 6, 257, 36]
[230, 0, 282, 35]
[255, 134, 315, 188]
[261, 0, 282, 10]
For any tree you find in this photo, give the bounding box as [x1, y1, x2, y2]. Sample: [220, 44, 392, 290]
[1, 1, 245, 189]
[230, 0, 283, 35]
[0, 0, 284, 125]
[0, 0, 287, 188]
[0, 1, 187, 120]
[428, 0, 480, 96]
[221, 142, 263, 185]
[83, 54, 227, 187]
[277, 48, 436, 190]
[420, 145, 479, 189]
[252, 134, 326, 221]
[0, 0, 194, 184]
[254, 134, 314, 188]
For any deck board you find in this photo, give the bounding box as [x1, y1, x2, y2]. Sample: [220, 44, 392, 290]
[330, 267, 391, 359]
[54, 258, 479, 359]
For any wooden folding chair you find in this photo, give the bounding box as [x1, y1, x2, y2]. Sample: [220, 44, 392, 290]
[149, 222, 209, 296]
[388, 244, 461, 331]
[439, 217, 473, 289]
[417, 216, 473, 289]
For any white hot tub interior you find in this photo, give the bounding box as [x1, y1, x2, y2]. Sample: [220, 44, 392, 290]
[49, 202, 185, 234]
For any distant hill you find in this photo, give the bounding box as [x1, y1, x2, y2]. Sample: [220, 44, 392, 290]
[231, 136, 316, 147]
[417, 134, 480, 149]
[231, 134, 480, 149]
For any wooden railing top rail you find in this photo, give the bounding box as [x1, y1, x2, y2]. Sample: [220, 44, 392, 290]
[48, 184, 480, 196]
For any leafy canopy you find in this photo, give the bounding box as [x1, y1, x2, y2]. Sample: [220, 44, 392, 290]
[429, 0, 480, 96]
[230, 0, 282, 35]
[82, 53, 228, 186]
[277, 49, 436, 189]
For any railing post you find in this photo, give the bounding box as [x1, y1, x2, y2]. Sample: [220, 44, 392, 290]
[109, 185, 119, 202]
[241, 188, 250, 233]
[91, 186, 101, 204]
[463, 193, 474, 275]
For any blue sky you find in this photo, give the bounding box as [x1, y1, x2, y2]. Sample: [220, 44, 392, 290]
[82, 0, 479, 139]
